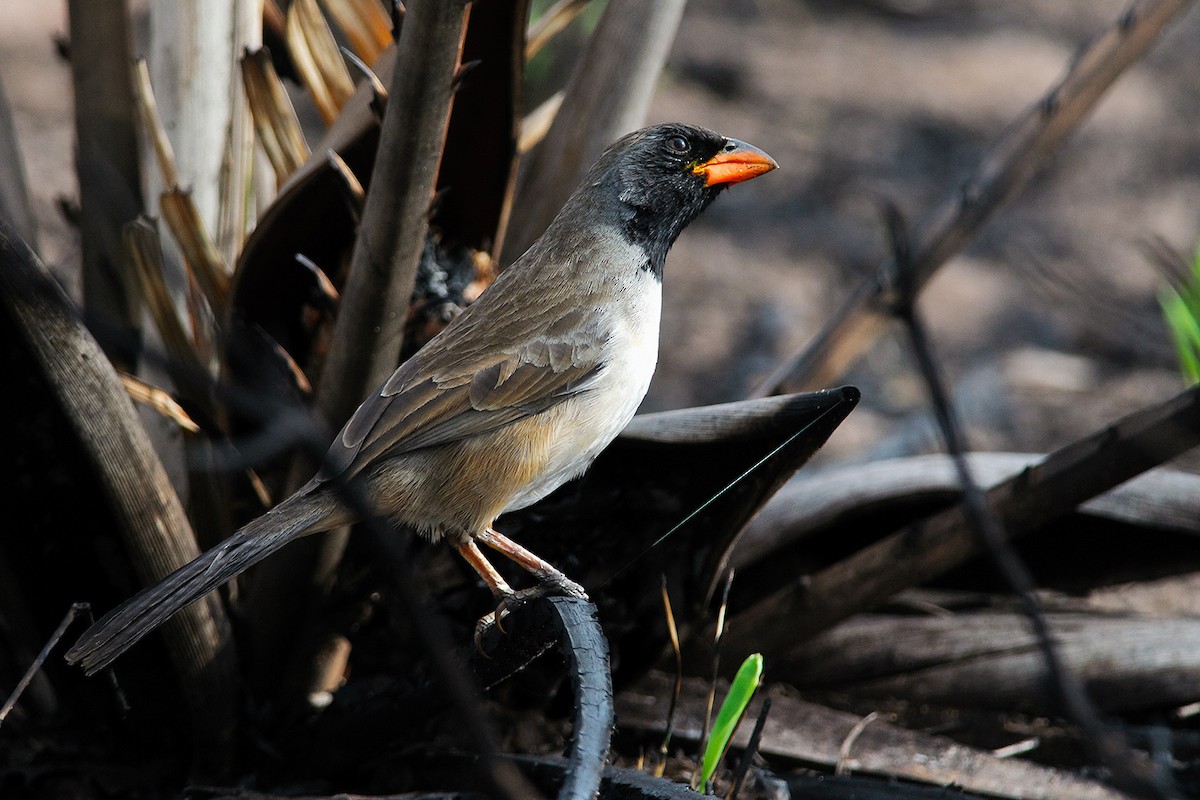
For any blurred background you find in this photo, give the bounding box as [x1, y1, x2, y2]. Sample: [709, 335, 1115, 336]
[3, 3, 1200, 797]
[2, 0, 1199, 461]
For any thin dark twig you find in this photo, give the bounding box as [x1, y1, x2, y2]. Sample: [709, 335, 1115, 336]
[881, 202, 1174, 799]
[0, 603, 90, 726]
[726, 696, 771, 800]
[659, 575, 683, 760]
[700, 570, 735, 762]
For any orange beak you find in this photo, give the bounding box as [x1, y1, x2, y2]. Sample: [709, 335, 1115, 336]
[692, 138, 779, 187]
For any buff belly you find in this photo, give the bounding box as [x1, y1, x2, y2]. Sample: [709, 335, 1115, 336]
[362, 392, 641, 543]
[365, 259, 662, 542]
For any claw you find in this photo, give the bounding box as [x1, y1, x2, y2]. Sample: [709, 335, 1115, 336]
[474, 610, 502, 654]
[473, 595, 513, 653]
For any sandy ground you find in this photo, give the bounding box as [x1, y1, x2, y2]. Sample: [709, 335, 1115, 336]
[2, 0, 1198, 467]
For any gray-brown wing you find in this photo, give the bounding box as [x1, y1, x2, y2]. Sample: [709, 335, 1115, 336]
[317, 304, 609, 483]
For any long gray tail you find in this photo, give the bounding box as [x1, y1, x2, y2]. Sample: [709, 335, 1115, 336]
[66, 490, 339, 675]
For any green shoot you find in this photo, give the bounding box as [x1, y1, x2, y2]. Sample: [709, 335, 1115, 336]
[1160, 242, 1200, 385]
[694, 653, 764, 792]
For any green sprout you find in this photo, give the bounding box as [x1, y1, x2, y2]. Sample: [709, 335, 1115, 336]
[694, 653, 764, 792]
[1160, 242, 1200, 385]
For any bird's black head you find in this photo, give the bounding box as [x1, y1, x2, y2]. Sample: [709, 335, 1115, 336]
[577, 123, 778, 279]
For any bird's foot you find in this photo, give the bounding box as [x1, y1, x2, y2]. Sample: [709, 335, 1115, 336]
[473, 576, 589, 649]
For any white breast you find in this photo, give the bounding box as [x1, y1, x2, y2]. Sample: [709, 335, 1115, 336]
[501, 260, 663, 513]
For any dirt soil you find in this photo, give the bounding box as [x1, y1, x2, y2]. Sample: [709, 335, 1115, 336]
[2, 0, 1199, 467]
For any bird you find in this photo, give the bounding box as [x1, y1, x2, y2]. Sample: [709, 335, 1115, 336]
[66, 123, 778, 674]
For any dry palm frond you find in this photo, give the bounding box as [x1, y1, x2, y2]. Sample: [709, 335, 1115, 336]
[159, 188, 230, 310]
[241, 47, 311, 185]
[132, 58, 180, 187]
[122, 217, 209, 377]
[287, 0, 356, 125]
[118, 372, 201, 433]
[132, 60, 231, 313]
[320, 0, 393, 66]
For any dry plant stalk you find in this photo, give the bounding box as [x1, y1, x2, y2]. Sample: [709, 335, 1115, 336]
[786, 611, 1200, 714]
[241, 0, 474, 696]
[316, 0, 472, 428]
[0, 224, 239, 775]
[717, 382, 1200, 663]
[133, 58, 180, 187]
[123, 217, 207, 375]
[241, 47, 311, 184]
[67, 0, 144, 369]
[159, 189, 231, 309]
[0, 76, 37, 247]
[287, 0, 356, 124]
[132, 59, 231, 313]
[320, 0, 394, 66]
[119, 372, 201, 433]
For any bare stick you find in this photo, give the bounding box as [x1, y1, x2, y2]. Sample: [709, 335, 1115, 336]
[726, 696, 771, 800]
[67, 0, 144, 370]
[242, 0, 472, 695]
[699, 570, 735, 766]
[322, 0, 471, 419]
[659, 576, 683, 763]
[882, 204, 1171, 796]
[0, 603, 88, 726]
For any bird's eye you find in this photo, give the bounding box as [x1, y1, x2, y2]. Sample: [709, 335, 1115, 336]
[667, 135, 689, 153]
